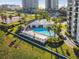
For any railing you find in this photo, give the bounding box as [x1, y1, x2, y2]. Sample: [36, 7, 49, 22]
[19, 32, 47, 43]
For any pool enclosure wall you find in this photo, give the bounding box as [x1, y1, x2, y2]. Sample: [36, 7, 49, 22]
[25, 19, 54, 28]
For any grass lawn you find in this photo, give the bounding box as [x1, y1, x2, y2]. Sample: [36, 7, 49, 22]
[0, 29, 78, 59]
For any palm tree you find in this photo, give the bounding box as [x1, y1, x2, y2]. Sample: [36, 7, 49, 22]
[35, 12, 38, 19]
[47, 18, 62, 59]
[0, 14, 4, 23]
[52, 18, 62, 35]
[47, 16, 51, 21]
[4, 15, 7, 23]
[47, 26, 54, 59]
[9, 15, 12, 22]
[51, 24, 56, 38]
[47, 26, 52, 36]
[17, 13, 21, 20]
[17, 13, 21, 17]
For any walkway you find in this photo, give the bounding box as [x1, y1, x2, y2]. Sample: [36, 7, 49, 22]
[61, 32, 76, 48]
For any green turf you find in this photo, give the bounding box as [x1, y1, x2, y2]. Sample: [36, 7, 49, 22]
[0, 30, 78, 59]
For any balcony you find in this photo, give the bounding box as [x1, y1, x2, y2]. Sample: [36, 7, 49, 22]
[69, 7, 72, 11]
[69, 12, 72, 16]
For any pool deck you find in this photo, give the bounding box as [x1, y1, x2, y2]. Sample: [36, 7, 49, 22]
[22, 30, 49, 43]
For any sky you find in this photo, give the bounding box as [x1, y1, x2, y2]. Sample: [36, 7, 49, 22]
[0, 0, 67, 8]
[59, 0, 67, 8]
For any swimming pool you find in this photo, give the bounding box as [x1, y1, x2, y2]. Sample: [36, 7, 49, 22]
[32, 27, 54, 36]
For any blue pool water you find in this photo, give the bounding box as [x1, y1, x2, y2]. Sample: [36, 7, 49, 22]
[32, 27, 54, 36]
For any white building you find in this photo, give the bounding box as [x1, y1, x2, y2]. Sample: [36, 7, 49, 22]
[22, 0, 38, 10]
[25, 19, 54, 28]
[68, 0, 79, 42]
[45, 0, 58, 10]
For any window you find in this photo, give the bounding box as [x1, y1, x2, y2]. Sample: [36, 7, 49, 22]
[75, 0, 79, 6]
[69, 12, 72, 16]
[69, 17, 72, 20]
[74, 19, 77, 23]
[75, 7, 78, 12]
[69, 7, 72, 11]
[75, 13, 78, 18]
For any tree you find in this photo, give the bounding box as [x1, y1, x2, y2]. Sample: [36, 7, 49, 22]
[4, 15, 7, 23]
[17, 13, 21, 17]
[0, 14, 4, 22]
[35, 12, 38, 19]
[47, 26, 52, 36]
[52, 18, 62, 35]
[9, 15, 12, 21]
[17, 13, 21, 20]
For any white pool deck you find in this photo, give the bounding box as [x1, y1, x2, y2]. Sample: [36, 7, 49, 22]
[22, 30, 49, 43]
[20, 19, 54, 43]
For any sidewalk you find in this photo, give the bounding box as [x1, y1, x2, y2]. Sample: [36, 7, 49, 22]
[62, 33, 76, 48]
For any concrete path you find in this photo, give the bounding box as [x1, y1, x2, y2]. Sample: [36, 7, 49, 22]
[61, 32, 76, 48]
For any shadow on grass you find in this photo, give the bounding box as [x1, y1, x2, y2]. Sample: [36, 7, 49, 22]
[5, 30, 13, 36]
[55, 48, 60, 59]
[60, 46, 65, 56]
[73, 48, 79, 59]
[47, 41, 64, 48]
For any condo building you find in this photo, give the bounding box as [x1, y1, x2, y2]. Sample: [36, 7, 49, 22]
[22, 0, 38, 10]
[45, 0, 58, 10]
[68, 0, 79, 42]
